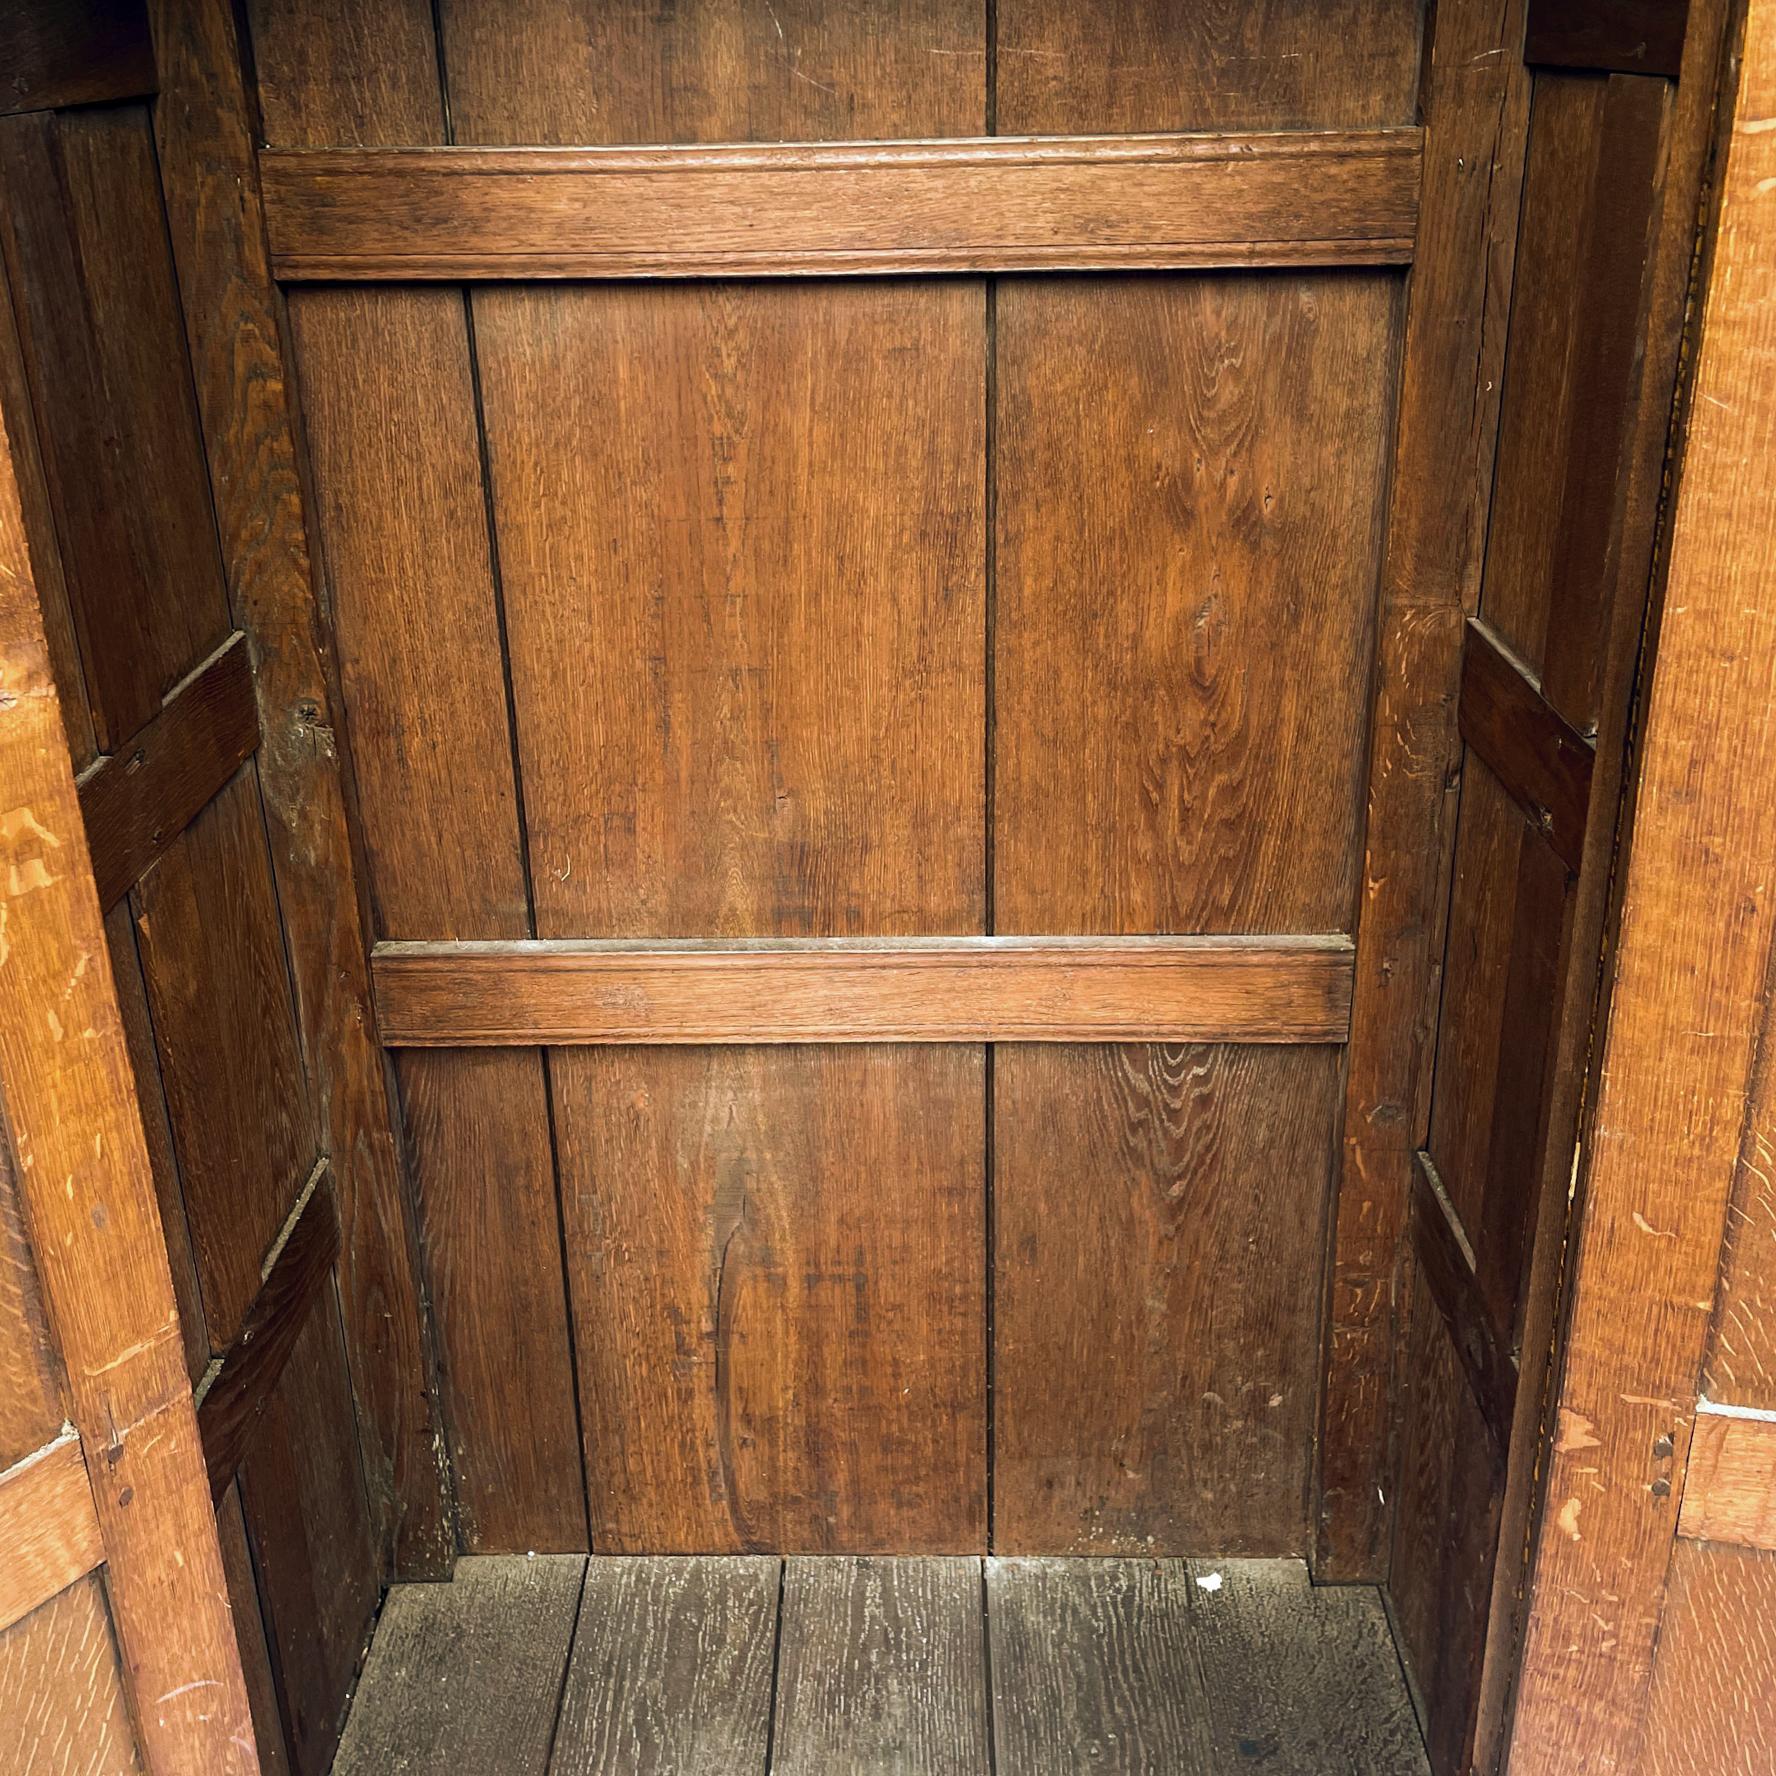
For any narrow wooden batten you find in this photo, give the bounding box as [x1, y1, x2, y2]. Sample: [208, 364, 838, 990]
[371, 935, 1355, 1046]
[0, 1433, 104, 1636]
[261, 128, 1422, 280]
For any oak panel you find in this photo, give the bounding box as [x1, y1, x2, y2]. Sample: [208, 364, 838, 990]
[1677, 1412, 1776, 1550]
[0, 1435, 102, 1638]
[994, 1043, 1340, 1554]
[0, 1577, 142, 1776]
[560, 1044, 985, 1553]
[0, 0, 156, 117]
[0, 1133, 63, 1473]
[995, 272, 1397, 936]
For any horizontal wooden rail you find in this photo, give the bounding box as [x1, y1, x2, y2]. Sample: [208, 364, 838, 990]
[0, 0, 157, 119]
[0, 1432, 103, 1635]
[1413, 1152, 1519, 1451]
[1525, 0, 1689, 77]
[196, 1161, 338, 1502]
[261, 129, 1423, 280]
[77, 630, 260, 910]
[371, 935, 1355, 1047]
[1678, 1405, 1776, 1550]
[1458, 618, 1596, 871]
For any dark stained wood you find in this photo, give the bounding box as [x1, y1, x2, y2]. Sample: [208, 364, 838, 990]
[550, 1556, 778, 1776]
[995, 0, 1424, 134]
[995, 1044, 1341, 1555]
[0, 1433, 103, 1637]
[1525, 0, 1690, 75]
[198, 1170, 340, 1502]
[994, 270, 1397, 936]
[773, 1556, 988, 1776]
[1457, 621, 1595, 871]
[261, 133, 1424, 279]
[1412, 1155, 1517, 1453]
[1677, 1410, 1776, 1549]
[0, 0, 156, 117]
[218, 1482, 295, 1776]
[1185, 1559, 1430, 1774]
[562, 1044, 985, 1553]
[372, 938, 1355, 1047]
[334, 1556, 584, 1776]
[0, 1130, 64, 1473]
[436, 0, 984, 145]
[986, 1556, 1212, 1773]
[0, 1576, 144, 1775]
[77, 633, 261, 912]
[0, 104, 233, 749]
[1315, 0, 1533, 1581]
[133, 771, 314, 1348]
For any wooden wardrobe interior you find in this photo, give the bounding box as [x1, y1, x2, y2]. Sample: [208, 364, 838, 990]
[0, 0, 1735, 1771]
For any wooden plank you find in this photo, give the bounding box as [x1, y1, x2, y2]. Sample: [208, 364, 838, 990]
[550, 1556, 778, 1775]
[1677, 1409, 1776, 1549]
[0, 105, 233, 749]
[1412, 1155, 1518, 1452]
[994, 1045, 1342, 1554]
[198, 1168, 339, 1502]
[0, 1125, 64, 1472]
[986, 1557, 1213, 1773]
[564, 1044, 985, 1553]
[1506, 2, 1776, 1762]
[1185, 1559, 1430, 1775]
[994, 271, 1397, 938]
[995, 0, 1424, 134]
[1457, 621, 1595, 871]
[372, 938, 1354, 1047]
[0, 1576, 145, 1775]
[334, 1555, 584, 1776]
[773, 1556, 988, 1776]
[217, 1482, 293, 1776]
[0, 287, 255, 1770]
[261, 132, 1423, 279]
[77, 632, 260, 911]
[1525, 0, 1690, 75]
[0, 0, 156, 117]
[151, 0, 456, 1572]
[0, 1434, 103, 1637]
[1314, 0, 1533, 1581]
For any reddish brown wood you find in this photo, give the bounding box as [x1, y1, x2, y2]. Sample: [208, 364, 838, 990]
[1678, 1411, 1776, 1550]
[1525, 0, 1689, 74]
[260, 132, 1423, 280]
[0, 1130, 63, 1473]
[0, 1434, 102, 1637]
[0, 0, 156, 116]
[0, 1576, 144, 1774]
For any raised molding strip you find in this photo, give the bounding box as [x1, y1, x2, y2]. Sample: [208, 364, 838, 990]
[0, 1432, 103, 1635]
[261, 129, 1423, 281]
[76, 630, 260, 910]
[1677, 1404, 1776, 1550]
[371, 935, 1356, 1047]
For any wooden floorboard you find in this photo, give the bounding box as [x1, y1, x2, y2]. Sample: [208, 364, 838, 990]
[771, 1556, 989, 1776]
[333, 1555, 1427, 1775]
[332, 1555, 584, 1775]
[549, 1556, 780, 1776]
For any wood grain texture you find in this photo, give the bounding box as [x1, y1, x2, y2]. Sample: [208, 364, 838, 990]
[550, 1556, 778, 1776]
[1644, 1539, 1776, 1776]
[0, 1577, 143, 1776]
[561, 1044, 985, 1553]
[1525, 0, 1690, 74]
[373, 938, 1354, 1047]
[218, 1482, 294, 1776]
[0, 1127, 64, 1472]
[1186, 1558, 1429, 1774]
[151, 0, 455, 1575]
[0, 1434, 103, 1638]
[986, 1556, 1213, 1773]
[995, 1044, 1341, 1554]
[0, 323, 255, 1771]
[334, 1555, 584, 1776]
[437, 0, 984, 145]
[0, 0, 155, 117]
[77, 633, 261, 912]
[1709, 991, 1776, 1410]
[773, 1556, 987, 1776]
[994, 271, 1397, 937]
[133, 771, 313, 1348]
[1315, 0, 1533, 1581]
[1507, 7, 1776, 1763]
[0, 104, 232, 749]
[262, 133, 1423, 279]
[471, 276, 984, 941]
[995, 0, 1424, 134]
[1676, 1410, 1776, 1549]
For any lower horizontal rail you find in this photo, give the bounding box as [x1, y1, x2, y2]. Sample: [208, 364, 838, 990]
[370, 935, 1355, 1047]
[0, 1432, 103, 1635]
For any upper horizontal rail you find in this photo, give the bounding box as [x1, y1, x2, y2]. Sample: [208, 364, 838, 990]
[261, 128, 1423, 281]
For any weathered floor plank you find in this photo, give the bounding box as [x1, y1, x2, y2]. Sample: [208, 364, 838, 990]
[333, 1555, 584, 1776]
[771, 1555, 989, 1776]
[987, 1556, 1214, 1775]
[1186, 1559, 1431, 1775]
[549, 1556, 780, 1776]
